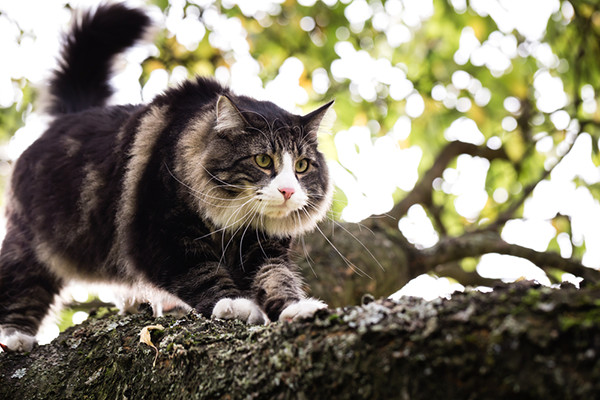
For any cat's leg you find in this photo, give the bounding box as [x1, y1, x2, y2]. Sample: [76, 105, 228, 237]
[252, 261, 326, 322]
[0, 233, 63, 351]
[162, 261, 267, 324]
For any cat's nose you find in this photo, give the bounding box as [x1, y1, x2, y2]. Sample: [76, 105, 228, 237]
[278, 187, 295, 200]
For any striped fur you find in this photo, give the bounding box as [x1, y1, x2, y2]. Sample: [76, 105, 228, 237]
[0, 4, 332, 350]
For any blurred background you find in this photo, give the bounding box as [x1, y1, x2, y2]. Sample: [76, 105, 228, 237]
[0, 0, 599, 343]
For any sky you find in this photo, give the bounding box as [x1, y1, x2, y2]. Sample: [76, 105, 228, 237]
[0, 0, 598, 342]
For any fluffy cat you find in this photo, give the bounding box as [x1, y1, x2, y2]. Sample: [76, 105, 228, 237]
[0, 4, 333, 351]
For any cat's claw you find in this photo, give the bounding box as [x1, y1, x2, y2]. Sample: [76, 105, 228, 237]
[279, 298, 327, 322]
[211, 298, 268, 325]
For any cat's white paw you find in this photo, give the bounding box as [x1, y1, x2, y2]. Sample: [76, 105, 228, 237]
[211, 298, 268, 325]
[0, 327, 36, 352]
[279, 298, 327, 322]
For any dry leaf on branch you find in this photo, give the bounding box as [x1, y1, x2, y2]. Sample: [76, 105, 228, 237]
[139, 324, 165, 367]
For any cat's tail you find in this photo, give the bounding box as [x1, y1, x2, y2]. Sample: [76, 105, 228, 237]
[45, 4, 152, 116]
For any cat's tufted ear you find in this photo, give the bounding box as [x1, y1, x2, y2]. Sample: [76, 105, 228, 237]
[215, 95, 246, 132]
[301, 100, 334, 138]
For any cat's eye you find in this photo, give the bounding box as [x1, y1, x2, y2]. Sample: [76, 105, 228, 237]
[255, 154, 273, 169]
[295, 158, 309, 173]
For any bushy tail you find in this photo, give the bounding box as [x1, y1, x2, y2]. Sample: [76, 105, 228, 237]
[46, 4, 152, 115]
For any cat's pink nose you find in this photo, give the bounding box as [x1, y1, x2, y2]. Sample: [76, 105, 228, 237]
[278, 187, 295, 200]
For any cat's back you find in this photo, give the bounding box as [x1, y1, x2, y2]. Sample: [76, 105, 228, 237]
[9, 104, 144, 239]
[13, 104, 140, 191]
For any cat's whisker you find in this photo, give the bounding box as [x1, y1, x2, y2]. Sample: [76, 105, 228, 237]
[238, 203, 261, 271]
[297, 208, 372, 279]
[315, 201, 386, 239]
[195, 224, 231, 242]
[245, 126, 272, 144]
[327, 198, 351, 207]
[303, 198, 384, 272]
[197, 193, 257, 209]
[300, 234, 318, 278]
[220, 196, 259, 236]
[200, 185, 254, 200]
[255, 225, 268, 260]
[239, 110, 272, 128]
[221, 197, 258, 231]
[164, 161, 257, 206]
[292, 210, 318, 278]
[217, 212, 248, 271]
[272, 124, 290, 137]
[258, 204, 268, 240]
[196, 200, 254, 210]
[188, 189, 256, 209]
[296, 127, 316, 150]
[164, 161, 209, 197]
[195, 196, 259, 241]
[204, 180, 258, 192]
[201, 183, 252, 200]
[364, 212, 397, 221]
[330, 220, 385, 271]
[241, 111, 278, 140]
[199, 164, 248, 190]
[218, 202, 261, 270]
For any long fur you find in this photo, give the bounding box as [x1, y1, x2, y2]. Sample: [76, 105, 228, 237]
[0, 4, 332, 350]
[47, 4, 151, 115]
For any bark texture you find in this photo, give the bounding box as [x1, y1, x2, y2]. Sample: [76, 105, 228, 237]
[2, 281, 599, 399]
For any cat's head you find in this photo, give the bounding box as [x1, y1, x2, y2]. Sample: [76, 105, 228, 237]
[179, 95, 334, 238]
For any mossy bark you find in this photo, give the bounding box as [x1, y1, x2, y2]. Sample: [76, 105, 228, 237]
[2, 282, 600, 399]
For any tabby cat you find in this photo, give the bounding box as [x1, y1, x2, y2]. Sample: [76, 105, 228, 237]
[0, 4, 333, 351]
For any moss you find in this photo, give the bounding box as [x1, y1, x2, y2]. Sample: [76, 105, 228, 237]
[522, 287, 542, 306]
[559, 309, 600, 331]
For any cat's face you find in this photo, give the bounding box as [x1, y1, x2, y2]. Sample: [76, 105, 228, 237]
[179, 96, 333, 238]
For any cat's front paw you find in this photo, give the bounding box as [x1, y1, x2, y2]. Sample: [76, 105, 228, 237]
[211, 298, 268, 325]
[0, 327, 36, 352]
[279, 298, 327, 322]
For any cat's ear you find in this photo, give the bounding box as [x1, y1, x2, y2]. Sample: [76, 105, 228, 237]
[215, 95, 246, 132]
[302, 100, 334, 137]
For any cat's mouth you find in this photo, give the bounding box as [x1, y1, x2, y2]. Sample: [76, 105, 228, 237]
[261, 202, 302, 219]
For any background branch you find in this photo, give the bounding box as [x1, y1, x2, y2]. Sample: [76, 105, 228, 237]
[417, 231, 599, 283]
[384, 141, 508, 229]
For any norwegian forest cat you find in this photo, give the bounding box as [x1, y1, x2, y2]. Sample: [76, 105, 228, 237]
[0, 4, 333, 351]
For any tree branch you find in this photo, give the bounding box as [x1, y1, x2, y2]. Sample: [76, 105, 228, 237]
[417, 231, 599, 283]
[383, 141, 508, 229]
[486, 166, 552, 231]
[3, 283, 600, 399]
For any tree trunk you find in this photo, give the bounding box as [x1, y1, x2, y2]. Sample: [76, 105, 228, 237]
[2, 281, 599, 399]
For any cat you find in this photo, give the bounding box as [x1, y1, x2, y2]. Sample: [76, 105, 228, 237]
[0, 3, 333, 351]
